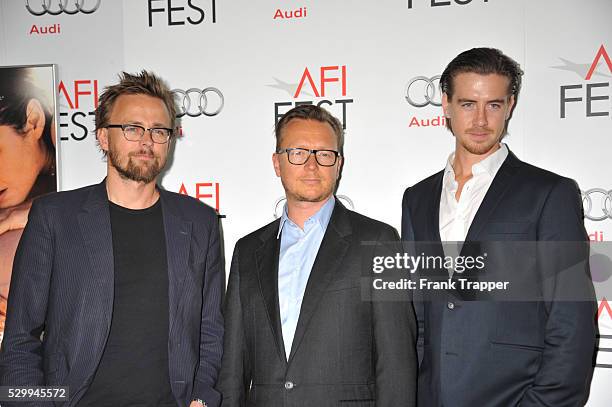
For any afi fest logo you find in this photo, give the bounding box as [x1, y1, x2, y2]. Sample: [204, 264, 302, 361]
[404, 75, 446, 128]
[26, 0, 101, 35]
[270, 65, 353, 129]
[597, 299, 612, 368]
[58, 79, 99, 142]
[178, 182, 222, 215]
[148, 0, 216, 26]
[557, 44, 612, 118]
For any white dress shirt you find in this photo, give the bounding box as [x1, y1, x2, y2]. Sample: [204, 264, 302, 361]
[439, 143, 509, 243]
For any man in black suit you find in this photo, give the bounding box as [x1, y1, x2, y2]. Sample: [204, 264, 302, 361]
[218, 105, 417, 406]
[402, 48, 597, 406]
[0, 71, 223, 407]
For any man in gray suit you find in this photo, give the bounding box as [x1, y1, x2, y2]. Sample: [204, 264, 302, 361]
[218, 105, 417, 406]
[0, 71, 223, 407]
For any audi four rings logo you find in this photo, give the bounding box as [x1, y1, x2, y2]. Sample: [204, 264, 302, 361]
[172, 88, 224, 118]
[26, 0, 101, 15]
[582, 189, 612, 221]
[405, 75, 441, 107]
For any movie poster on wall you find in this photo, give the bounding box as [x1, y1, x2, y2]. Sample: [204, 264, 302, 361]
[0, 64, 59, 343]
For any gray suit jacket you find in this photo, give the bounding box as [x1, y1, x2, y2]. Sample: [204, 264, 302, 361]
[0, 181, 224, 407]
[218, 200, 417, 406]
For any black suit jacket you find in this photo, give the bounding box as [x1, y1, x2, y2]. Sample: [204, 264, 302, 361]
[218, 200, 417, 406]
[402, 151, 597, 407]
[0, 181, 224, 407]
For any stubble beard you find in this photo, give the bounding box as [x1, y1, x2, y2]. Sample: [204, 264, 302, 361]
[282, 178, 336, 204]
[458, 128, 504, 156]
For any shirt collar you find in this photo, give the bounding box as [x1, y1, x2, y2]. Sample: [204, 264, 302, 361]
[444, 143, 509, 182]
[277, 195, 336, 238]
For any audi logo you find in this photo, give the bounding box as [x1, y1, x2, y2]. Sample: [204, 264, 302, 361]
[26, 0, 101, 15]
[582, 188, 612, 221]
[273, 195, 354, 219]
[172, 88, 224, 118]
[405, 75, 441, 107]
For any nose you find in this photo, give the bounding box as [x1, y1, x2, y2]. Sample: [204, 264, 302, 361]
[304, 152, 318, 170]
[140, 129, 155, 147]
[475, 105, 488, 127]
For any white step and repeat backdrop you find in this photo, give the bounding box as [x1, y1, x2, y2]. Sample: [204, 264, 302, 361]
[1, 0, 611, 404]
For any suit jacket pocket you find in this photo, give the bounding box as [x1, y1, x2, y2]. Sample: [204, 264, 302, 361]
[491, 302, 544, 350]
[326, 277, 360, 292]
[339, 400, 375, 407]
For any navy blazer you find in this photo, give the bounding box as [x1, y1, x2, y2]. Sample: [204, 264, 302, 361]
[402, 151, 597, 407]
[0, 181, 224, 407]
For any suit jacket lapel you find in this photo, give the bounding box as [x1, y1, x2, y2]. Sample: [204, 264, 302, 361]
[288, 201, 351, 363]
[77, 181, 114, 333]
[159, 189, 193, 337]
[429, 172, 444, 243]
[463, 151, 521, 243]
[255, 221, 287, 364]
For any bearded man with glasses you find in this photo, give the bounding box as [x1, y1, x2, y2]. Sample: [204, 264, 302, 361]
[217, 104, 417, 406]
[0, 71, 223, 407]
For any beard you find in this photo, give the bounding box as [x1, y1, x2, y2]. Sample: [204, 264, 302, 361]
[108, 146, 164, 184]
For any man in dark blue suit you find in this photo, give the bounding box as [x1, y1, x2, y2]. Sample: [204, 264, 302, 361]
[0, 71, 223, 407]
[402, 48, 597, 406]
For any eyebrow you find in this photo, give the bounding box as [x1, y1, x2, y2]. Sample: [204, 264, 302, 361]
[456, 98, 507, 104]
[126, 121, 171, 127]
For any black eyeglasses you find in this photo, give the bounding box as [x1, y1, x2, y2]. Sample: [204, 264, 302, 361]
[277, 148, 341, 167]
[106, 124, 173, 144]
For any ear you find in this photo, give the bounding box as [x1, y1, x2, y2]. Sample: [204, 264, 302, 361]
[272, 152, 281, 177]
[442, 93, 451, 118]
[336, 156, 343, 179]
[97, 127, 109, 152]
[24, 99, 45, 141]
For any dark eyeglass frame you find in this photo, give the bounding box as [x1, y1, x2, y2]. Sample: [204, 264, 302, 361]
[105, 124, 173, 144]
[277, 147, 341, 167]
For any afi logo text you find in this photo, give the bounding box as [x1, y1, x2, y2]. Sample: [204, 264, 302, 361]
[58, 80, 99, 142]
[560, 45, 611, 118]
[178, 182, 221, 214]
[274, 65, 353, 129]
[148, 0, 216, 26]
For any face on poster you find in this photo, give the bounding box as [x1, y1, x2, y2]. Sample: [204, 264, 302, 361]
[0, 64, 59, 341]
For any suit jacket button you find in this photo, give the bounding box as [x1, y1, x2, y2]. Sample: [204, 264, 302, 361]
[285, 381, 295, 390]
[447, 301, 455, 310]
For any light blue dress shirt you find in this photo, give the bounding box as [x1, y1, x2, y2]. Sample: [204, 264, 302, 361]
[277, 196, 335, 359]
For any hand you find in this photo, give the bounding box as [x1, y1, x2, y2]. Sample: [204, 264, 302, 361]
[0, 200, 32, 235]
[189, 401, 205, 407]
